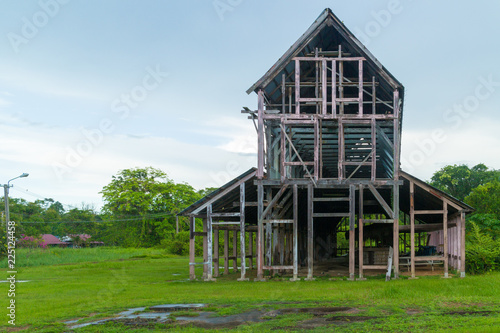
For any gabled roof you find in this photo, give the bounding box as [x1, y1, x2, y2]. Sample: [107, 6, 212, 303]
[247, 8, 404, 100]
[41, 234, 67, 245]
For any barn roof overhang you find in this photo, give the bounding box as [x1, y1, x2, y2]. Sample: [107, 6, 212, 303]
[399, 170, 474, 224]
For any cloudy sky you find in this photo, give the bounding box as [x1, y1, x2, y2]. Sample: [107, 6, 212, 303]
[1, 0, 499, 211]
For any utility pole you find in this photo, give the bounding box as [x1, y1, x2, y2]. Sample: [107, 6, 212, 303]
[2, 173, 29, 237]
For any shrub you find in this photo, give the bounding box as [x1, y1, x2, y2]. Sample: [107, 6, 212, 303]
[17, 235, 47, 249]
[465, 222, 500, 274]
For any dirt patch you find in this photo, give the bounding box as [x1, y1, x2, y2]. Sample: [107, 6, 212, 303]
[264, 306, 355, 318]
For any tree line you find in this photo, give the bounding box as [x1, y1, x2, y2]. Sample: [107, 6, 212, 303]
[2, 164, 499, 272]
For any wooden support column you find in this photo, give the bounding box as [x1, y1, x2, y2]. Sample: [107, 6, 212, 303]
[224, 230, 229, 275]
[233, 230, 238, 272]
[189, 215, 196, 280]
[249, 231, 253, 269]
[202, 218, 207, 279]
[410, 181, 416, 279]
[205, 206, 215, 281]
[393, 182, 400, 279]
[443, 201, 449, 278]
[358, 185, 365, 280]
[255, 184, 265, 281]
[257, 89, 265, 179]
[291, 184, 299, 281]
[265, 190, 272, 269]
[214, 227, 219, 277]
[460, 211, 466, 278]
[349, 184, 356, 281]
[238, 182, 249, 281]
[306, 183, 315, 280]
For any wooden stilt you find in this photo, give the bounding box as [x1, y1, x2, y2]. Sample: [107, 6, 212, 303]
[358, 185, 365, 280]
[443, 201, 449, 278]
[349, 184, 355, 281]
[224, 230, 229, 275]
[306, 184, 315, 280]
[189, 216, 196, 280]
[291, 184, 299, 281]
[214, 227, 219, 277]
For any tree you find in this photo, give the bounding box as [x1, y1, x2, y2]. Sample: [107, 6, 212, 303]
[100, 167, 204, 247]
[465, 181, 500, 220]
[430, 163, 498, 201]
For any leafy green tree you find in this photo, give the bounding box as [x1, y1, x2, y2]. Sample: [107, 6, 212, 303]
[100, 167, 204, 247]
[430, 163, 498, 201]
[465, 181, 500, 219]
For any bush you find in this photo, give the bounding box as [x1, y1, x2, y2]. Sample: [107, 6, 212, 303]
[17, 235, 47, 249]
[466, 222, 500, 274]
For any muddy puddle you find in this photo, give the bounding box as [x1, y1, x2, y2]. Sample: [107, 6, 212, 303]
[65, 304, 360, 330]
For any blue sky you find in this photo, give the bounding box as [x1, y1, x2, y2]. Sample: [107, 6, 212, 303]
[1, 0, 499, 211]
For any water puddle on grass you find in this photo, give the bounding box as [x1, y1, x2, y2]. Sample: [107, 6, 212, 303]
[65, 304, 360, 330]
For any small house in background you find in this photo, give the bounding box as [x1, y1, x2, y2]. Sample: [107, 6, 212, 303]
[62, 234, 104, 248]
[41, 234, 68, 247]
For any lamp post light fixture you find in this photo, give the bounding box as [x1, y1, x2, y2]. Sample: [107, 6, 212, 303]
[3, 173, 29, 236]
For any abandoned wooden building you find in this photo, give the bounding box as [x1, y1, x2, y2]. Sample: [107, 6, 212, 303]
[179, 9, 473, 281]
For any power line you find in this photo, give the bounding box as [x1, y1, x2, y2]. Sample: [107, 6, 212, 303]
[15, 212, 176, 224]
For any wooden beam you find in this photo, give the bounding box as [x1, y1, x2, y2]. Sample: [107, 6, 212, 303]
[410, 181, 416, 278]
[367, 183, 394, 219]
[359, 185, 365, 280]
[460, 212, 466, 278]
[189, 216, 195, 280]
[256, 184, 264, 281]
[306, 183, 314, 280]
[238, 182, 248, 281]
[292, 184, 299, 281]
[349, 184, 356, 281]
[443, 201, 449, 278]
[224, 230, 229, 275]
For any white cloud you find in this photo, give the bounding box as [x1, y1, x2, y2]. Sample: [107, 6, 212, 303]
[401, 117, 500, 180]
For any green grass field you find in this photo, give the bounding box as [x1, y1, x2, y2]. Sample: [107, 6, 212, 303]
[1, 247, 499, 332]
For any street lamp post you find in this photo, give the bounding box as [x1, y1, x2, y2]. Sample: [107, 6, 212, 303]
[2, 173, 29, 236]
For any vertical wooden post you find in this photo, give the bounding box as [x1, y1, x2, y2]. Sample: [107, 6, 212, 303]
[371, 118, 377, 181]
[443, 201, 449, 278]
[306, 183, 314, 280]
[214, 227, 219, 277]
[189, 215, 196, 280]
[291, 184, 299, 281]
[410, 181, 416, 279]
[205, 205, 215, 281]
[202, 218, 207, 279]
[256, 184, 264, 281]
[233, 230, 238, 272]
[265, 191, 272, 269]
[224, 230, 229, 275]
[176, 216, 179, 234]
[249, 231, 253, 270]
[349, 184, 356, 281]
[257, 90, 265, 179]
[393, 183, 400, 279]
[460, 211, 466, 278]
[295, 59, 300, 114]
[238, 182, 248, 281]
[358, 185, 365, 280]
[338, 120, 344, 180]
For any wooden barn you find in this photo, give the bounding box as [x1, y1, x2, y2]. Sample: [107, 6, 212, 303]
[179, 9, 473, 281]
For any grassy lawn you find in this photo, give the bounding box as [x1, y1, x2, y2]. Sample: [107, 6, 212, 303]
[1, 247, 499, 332]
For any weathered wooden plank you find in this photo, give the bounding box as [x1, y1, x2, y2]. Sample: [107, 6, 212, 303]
[307, 184, 314, 280]
[367, 183, 394, 218]
[410, 181, 416, 278]
[443, 201, 449, 278]
[189, 216, 196, 280]
[349, 184, 355, 280]
[292, 184, 299, 281]
[238, 182, 248, 281]
[358, 185, 365, 280]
